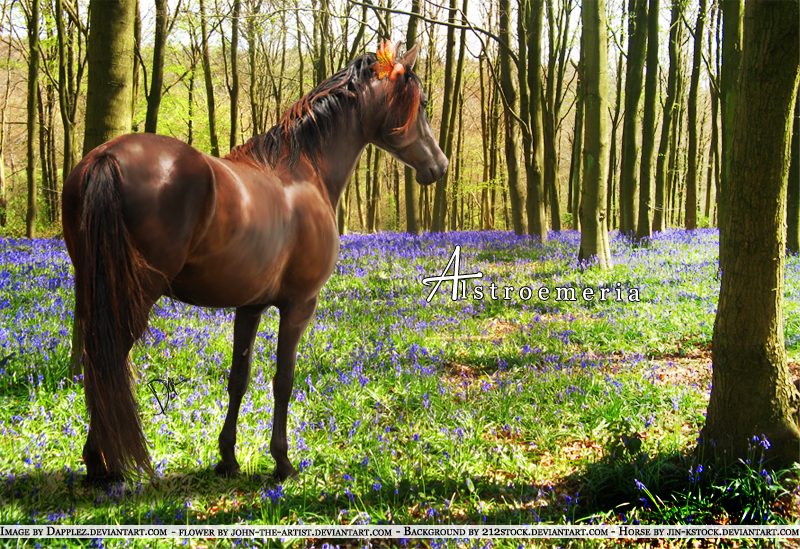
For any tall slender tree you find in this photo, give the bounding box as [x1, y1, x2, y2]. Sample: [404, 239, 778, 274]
[578, 0, 611, 267]
[618, 0, 648, 236]
[653, 0, 683, 232]
[518, 0, 547, 239]
[26, 0, 40, 238]
[144, 0, 169, 133]
[498, 0, 525, 234]
[685, 0, 706, 230]
[431, 0, 457, 231]
[404, 0, 421, 234]
[199, 0, 220, 157]
[635, 0, 659, 241]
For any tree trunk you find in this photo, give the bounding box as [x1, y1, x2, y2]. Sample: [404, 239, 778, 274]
[787, 93, 800, 254]
[520, 0, 547, 239]
[685, 0, 706, 230]
[607, 43, 624, 231]
[499, 0, 526, 235]
[402, 1, 420, 234]
[26, 0, 40, 239]
[702, 0, 800, 468]
[635, 0, 659, 241]
[144, 0, 168, 133]
[77, 0, 136, 377]
[542, 0, 570, 233]
[199, 0, 220, 157]
[431, 0, 457, 232]
[578, 0, 611, 267]
[718, 0, 743, 247]
[229, 0, 240, 148]
[55, 0, 81, 176]
[618, 0, 647, 236]
[131, 0, 141, 127]
[568, 36, 584, 231]
[653, 0, 683, 233]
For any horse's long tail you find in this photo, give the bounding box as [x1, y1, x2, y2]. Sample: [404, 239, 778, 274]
[76, 153, 153, 476]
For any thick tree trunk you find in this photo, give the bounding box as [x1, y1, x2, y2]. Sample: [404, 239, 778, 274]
[653, 0, 683, 233]
[718, 0, 742, 247]
[685, 0, 706, 230]
[618, 0, 647, 236]
[77, 0, 136, 378]
[578, 0, 611, 268]
[26, 0, 40, 239]
[635, 0, 659, 241]
[144, 0, 168, 133]
[702, 0, 800, 468]
[199, 0, 220, 157]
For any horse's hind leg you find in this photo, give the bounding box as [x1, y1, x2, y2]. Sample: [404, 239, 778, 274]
[215, 305, 267, 477]
[270, 297, 318, 481]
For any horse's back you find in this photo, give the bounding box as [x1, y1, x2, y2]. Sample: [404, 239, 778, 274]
[63, 133, 217, 282]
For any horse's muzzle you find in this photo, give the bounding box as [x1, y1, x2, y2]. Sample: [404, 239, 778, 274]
[417, 157, 449, 185]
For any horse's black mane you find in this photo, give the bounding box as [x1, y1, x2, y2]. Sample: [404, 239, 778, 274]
[227, 52, 420, 170]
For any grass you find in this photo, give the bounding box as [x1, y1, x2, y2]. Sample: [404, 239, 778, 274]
[0, 229, 798, 548]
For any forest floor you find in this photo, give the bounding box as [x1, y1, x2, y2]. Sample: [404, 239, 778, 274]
[0, 229, 798, 548]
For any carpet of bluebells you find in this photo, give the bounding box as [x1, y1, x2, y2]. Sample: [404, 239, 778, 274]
[1, 229, 799, 548]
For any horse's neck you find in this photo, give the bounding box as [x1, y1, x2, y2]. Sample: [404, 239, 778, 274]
[316, 112, 369, 209]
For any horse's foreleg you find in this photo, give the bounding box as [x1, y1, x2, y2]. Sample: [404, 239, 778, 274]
[270, 297, 318, 481]
[215, 305, 266, 477]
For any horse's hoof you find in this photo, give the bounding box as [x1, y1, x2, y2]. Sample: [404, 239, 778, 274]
[214, 461, 241, 477]
[273, 465, 299, 482]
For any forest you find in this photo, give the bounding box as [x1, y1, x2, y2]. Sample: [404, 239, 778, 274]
[1, 0, 800, 541]
[0, 0, 782, 242]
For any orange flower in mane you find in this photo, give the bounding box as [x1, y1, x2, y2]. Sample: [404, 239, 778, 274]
[374, 41, 405, 82]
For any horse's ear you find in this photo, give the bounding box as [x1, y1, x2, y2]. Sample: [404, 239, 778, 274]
[398, 44, 418, 72]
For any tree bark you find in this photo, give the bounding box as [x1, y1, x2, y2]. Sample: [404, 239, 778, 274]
[499, 0, 525, 235]
[618, 0, 647, 236]
[635, 0, 659, 241]
[229, 0, 240, 148]
[199, 0, 220, 157]
[685, 0, 706, 230]
[431, 0, 457, 232]
[144, 0, 168, 133]
[702, 0, 800, 468]
[404, 0, 421, 234]
[26, 0, 40, 239]
[787, 93, 800, 254]
[519, 0, 547, 240]
[568, 36, 584, 231]
[55, 0, 82, 176]
[653, 0, 683, 233]
[578, 0, 611, 268]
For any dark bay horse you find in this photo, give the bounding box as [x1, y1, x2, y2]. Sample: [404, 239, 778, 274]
[61, 44, 447, 482]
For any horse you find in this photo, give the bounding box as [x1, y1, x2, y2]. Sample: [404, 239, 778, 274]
[61, 42, 448, 483]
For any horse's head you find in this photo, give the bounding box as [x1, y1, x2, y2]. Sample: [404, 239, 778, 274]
[367, 43, 448, 185]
